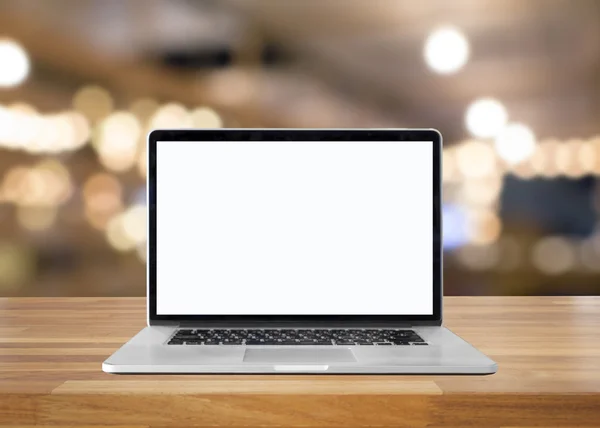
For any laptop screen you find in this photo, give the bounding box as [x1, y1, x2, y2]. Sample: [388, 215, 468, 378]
[156, 140, 433, 316]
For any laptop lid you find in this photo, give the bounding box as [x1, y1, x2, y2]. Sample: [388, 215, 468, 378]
[148, 129, 442, 326]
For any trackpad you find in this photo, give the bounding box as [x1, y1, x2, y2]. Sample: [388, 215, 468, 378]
[243, 348, 356, 363]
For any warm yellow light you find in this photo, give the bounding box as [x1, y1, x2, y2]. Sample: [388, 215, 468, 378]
[536, 140, 561, 178]
[149, 103, 191, 129]
[83, 173, 123, 229]
[34, 160, 73, 205]
[531, 237, 575, 275]
[2, 107, 31, 150]
[96, 111, 141, 172]
[137, 242, 147, 263]
[466, 209, 502, 245]
[16, 205, 57, 231]
[83, 173, 122, 203]
[424, 26, 469, 74]
[459, 176, 502, 207]
[0, 39, 30, 88]
[7, 104, 40, 150]
[83, 174, 123, 227]
[455, 140, 497, 179]
[4, 163, 70, 208]
[1, 167, 29, 203]
[72, 86, 114, 123]
[554, 142, 584, 178]
[50, 114, 77, 153]
[442, 149, 456, 183]
[465, 98, 508, 139]
[8, 103, 37, 115]
[106, 214, 137, 252]
[578, 239, 600, 272]
[511, 159, 536, 179]
[578, 142, 596, 175]
[529, 142, 548, 176]
[190, 107, 223, 128]
[130, 98, 160, 122]
[121, 204, 147, 244]
[0, 105, 21, 149]
[64, 111, 91, 149]
[495, 123, 536, 164]
[457, 244, 499, 270]
[207, 69, 254, 107]
[137, 146, 147, 178]
[16, 169, 48, 207]
[0, 105, 89, 154]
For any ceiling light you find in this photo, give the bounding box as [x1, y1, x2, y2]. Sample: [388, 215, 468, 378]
[465, 98, 508, 139]
[424, 26, 469, 74]
[0, 39, 30, 88]
[494, 123, 536, 164]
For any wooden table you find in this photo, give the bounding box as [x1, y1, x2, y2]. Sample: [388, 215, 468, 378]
[0, 297, 599, 427]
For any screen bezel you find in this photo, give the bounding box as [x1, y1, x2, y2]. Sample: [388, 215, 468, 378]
[148, 129, 442, 326]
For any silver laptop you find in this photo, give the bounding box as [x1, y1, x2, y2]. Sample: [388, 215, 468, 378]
[103, 129, 497, 374]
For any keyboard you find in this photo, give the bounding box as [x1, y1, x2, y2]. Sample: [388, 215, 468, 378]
[168, 329, 427, 346]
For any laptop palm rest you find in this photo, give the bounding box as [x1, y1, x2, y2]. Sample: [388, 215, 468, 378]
[243, 348, 356, 364]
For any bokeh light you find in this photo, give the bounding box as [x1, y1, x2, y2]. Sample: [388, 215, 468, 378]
[556, 141, 584, 178]
[424, 26, 470, 74]
[207, 69, 255, 106]
[1, 163, 72, 207]
[106, 214, 137, 252]
[466, 209, 502, 245]
[34, 159, 73, 206]
[455, 140, 497, 179]
[121, 204, 147, 244]
[149, 103, 192, 129]
[16, 205, 58, 231]
[83, 173, 124, 230]
[190, 107, 223, 128]
[442, 204, 468, 249]
[0, 39, 30, 88]
[65, 111, 91, 149]
[96, 112, 141, 172]
[442, 149, 456, 183]
[72, 86, 114, 123]
[137, 242, 147, 263]
[578, 142, 596, 175]
[495, 123, 536, 164]
[0, 2, 599, 300]
[137, 146, 148, 178]
[459, 176, 503, 207]
[578, 239, 600, 272]
[465, 98, 508, 139]
[531, 237, 576, 275]
[457, 243, 499, 270]
[130, 98, 160, 123]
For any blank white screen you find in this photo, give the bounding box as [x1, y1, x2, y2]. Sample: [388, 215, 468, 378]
[156, 141, 433, 315]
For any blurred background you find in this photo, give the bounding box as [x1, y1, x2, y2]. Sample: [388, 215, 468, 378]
[0, 0, 599, 297]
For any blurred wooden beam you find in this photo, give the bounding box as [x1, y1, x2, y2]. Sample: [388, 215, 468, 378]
[0, 81, 73, 111]
[0, 7, 285, 127]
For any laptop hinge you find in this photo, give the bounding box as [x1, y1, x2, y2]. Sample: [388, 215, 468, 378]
[176, 320, 417, 328]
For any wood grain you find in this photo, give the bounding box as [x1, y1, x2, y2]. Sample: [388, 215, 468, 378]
[0, 296, 598, 427]
[53, 379, 442, 395]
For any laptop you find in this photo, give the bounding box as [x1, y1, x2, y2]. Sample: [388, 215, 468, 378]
[103, 129, 497, 374]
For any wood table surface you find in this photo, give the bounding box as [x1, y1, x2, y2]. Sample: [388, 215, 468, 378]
[0, 296, 599, 427]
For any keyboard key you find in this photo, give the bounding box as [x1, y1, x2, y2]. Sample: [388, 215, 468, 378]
[168, 329, 425, 346]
